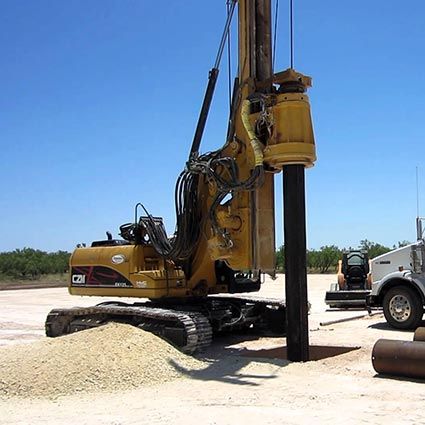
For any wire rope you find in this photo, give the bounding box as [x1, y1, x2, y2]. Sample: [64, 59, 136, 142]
[290, 0, 294, 68]
[272, 0, 279, 72]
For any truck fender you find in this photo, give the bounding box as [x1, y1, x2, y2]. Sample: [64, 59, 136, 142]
[375, 272, 425, 304]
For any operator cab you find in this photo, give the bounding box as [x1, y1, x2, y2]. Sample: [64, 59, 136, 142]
[91, 231, 130, 247]
[341, 251, 369, 290]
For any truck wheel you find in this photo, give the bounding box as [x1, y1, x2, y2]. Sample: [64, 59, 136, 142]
[383, 286, 423, 330]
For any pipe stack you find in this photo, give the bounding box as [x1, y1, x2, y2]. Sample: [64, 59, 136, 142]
[413, 326, 425, 342]
[372, 327, 425, 379]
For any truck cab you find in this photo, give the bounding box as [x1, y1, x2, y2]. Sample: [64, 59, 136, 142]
[367, 241, 425, 329]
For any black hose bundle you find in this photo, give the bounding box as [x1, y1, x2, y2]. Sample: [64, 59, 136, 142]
[139, 169, 201, 263]
[133, 149, 263, 265]
[190, 151, 264, 244]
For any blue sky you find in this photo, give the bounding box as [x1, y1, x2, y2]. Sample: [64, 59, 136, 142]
[1, 0, 425, 253]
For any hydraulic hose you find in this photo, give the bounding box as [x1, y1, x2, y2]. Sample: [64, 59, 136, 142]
[241, 99, 264, 167]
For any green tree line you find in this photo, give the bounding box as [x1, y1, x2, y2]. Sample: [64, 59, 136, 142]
[0, 248, 70, 280]
[276, 239, 411, 273]
[0, 239, 413, 280]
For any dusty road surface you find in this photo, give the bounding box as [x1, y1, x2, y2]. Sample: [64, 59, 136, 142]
[0, 275, 424, 424]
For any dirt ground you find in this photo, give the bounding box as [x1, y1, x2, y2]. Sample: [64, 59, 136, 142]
[0, 274, 424, 424]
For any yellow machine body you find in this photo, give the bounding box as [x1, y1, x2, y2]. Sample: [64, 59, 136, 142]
[70, 246, 187, 299]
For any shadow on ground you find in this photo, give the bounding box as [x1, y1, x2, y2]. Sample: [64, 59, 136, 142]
[368, 321, 423, 333]
[168, 332, 360, 386]
[168, 332, 288, 386]
[241, 344, 360, 361]
[373, 373, 425, 384]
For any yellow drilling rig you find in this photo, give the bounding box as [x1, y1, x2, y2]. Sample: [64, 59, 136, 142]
[46, 0, 316, 361]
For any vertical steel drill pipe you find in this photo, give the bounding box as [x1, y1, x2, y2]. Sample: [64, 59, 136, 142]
[372, 339, 425, 379]
[283, 164, 309, 362]
[413, 327, 425, 342]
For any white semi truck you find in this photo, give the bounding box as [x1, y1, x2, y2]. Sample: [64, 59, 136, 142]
[366, 218, 425, 329]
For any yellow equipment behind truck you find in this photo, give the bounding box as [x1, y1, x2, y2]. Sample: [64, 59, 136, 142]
[46, 0, 316, 353]
[325, 251, 372, 308]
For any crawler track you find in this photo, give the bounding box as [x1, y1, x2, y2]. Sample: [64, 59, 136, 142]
[45, 295, 286, 354]
[46, 305, 213, 354]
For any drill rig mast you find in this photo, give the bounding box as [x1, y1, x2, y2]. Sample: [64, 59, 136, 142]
[46, 0, 316, 360]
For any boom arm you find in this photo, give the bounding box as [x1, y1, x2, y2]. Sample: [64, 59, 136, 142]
[185, 0, 316, 291]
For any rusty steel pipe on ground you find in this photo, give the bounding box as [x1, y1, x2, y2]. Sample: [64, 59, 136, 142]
[372, 339, 425, 379]
[413, 327, 425, 342]
[319, 311, 382, 327]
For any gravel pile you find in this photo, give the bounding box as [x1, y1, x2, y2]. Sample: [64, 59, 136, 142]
[0, 323, 204, 399]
